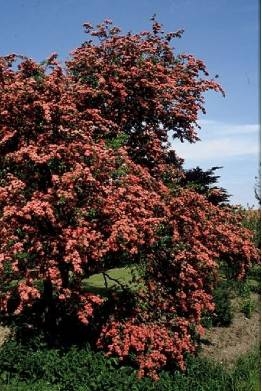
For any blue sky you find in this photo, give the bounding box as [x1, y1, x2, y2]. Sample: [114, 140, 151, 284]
[0, 0, 259, 206]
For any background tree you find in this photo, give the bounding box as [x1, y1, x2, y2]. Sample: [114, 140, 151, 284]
[254, 169, 261, 205]
[180, 166, 230, 205]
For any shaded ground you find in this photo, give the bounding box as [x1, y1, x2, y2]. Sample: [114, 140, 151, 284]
[200, 293, 260, 367]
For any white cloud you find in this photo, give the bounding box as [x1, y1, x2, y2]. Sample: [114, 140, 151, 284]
[169, 120, 259, 161]
[172, 137, 259, 160]
[197, 120, 259, 136]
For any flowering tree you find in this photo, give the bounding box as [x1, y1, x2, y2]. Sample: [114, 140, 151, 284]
[0, 18, 259, 379]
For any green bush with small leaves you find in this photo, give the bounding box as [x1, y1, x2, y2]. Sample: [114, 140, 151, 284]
[202, 280, 233, 328]
[0, 338, 260, 391]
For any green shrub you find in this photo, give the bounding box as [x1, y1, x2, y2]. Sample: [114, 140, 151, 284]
[213, 282, 233, 326]
[240, 208, 261, 249]
[241, 298, 256, 319]
[202, 280, 233, 328]
[0, 338, 259, 391]
[247, 265, 261, 294]
[0, 379, 60, 391]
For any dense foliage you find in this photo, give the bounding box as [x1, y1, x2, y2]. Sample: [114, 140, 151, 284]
[0, 339, 260, 391]
[0, 18, 259, 379]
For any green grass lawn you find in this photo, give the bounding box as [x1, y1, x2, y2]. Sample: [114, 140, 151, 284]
[82, 266, 142, 296]
[84, 266, 133, 288]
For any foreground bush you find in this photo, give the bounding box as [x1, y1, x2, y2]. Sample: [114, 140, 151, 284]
[0, 340, 260, 391]
[0, 18, 259, 378]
